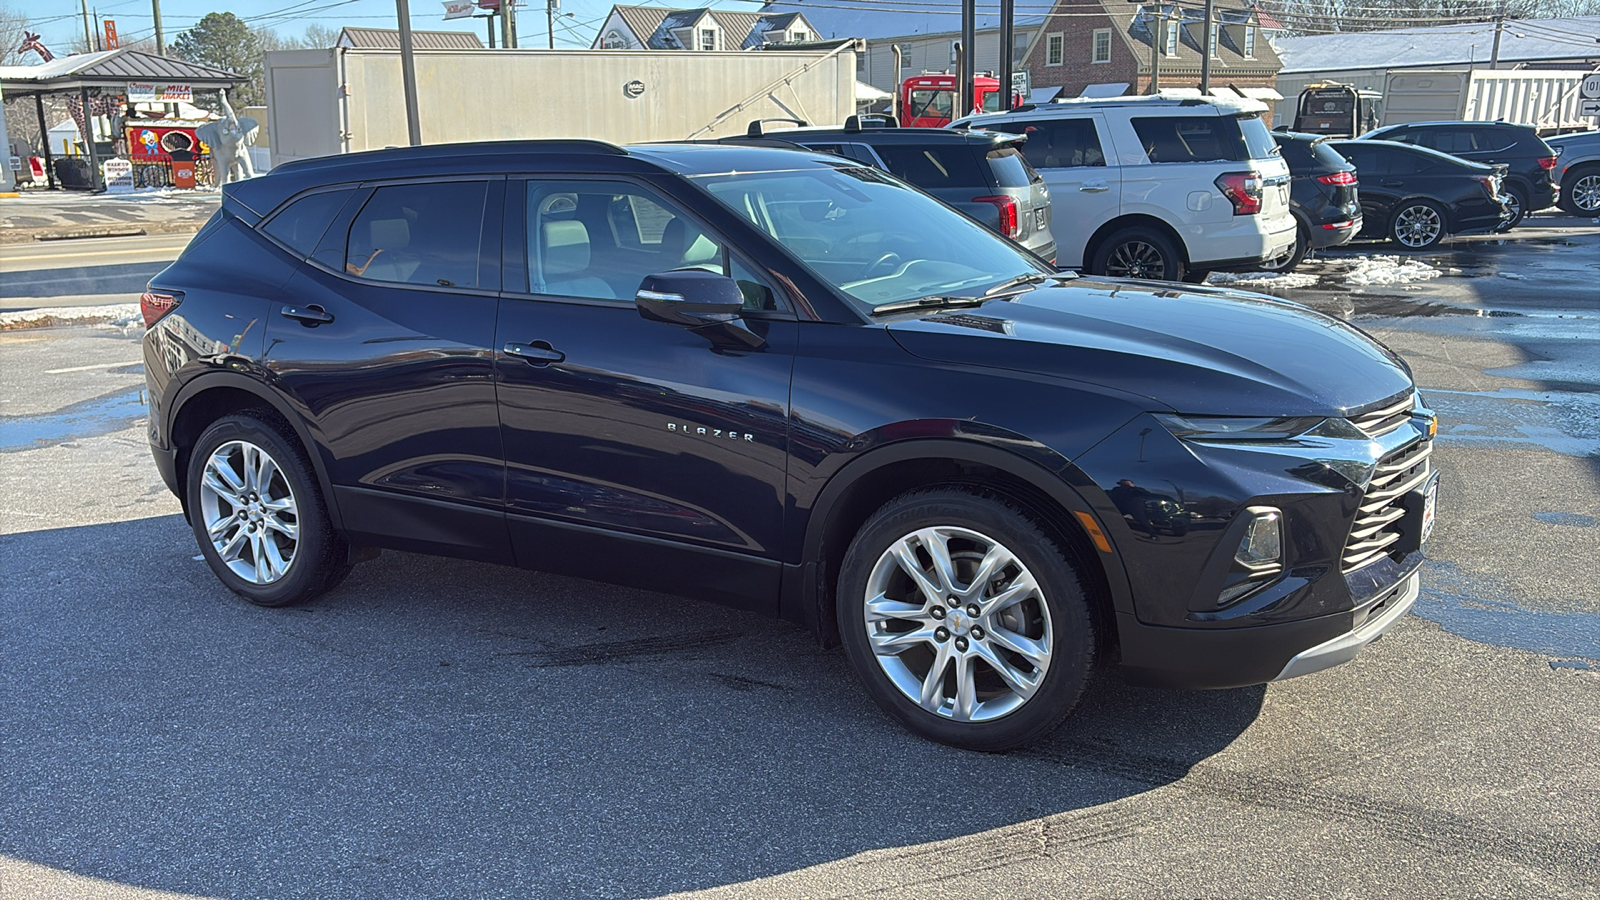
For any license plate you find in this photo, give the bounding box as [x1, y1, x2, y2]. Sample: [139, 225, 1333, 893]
[1420, 477, 1439, 545]
[1034, 208, 1047, 230]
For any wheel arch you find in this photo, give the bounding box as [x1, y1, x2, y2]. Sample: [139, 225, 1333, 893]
[168, 373, 343, 529]
[1083, 214, 1190, 271]
[798, 440, 1129, 656]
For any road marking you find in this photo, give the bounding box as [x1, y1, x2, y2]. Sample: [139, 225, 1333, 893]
[44, 361, 144, 374]
[1, 242, 193, 264]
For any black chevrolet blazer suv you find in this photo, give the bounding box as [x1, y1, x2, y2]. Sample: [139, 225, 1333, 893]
[142, 141, 1439, 750]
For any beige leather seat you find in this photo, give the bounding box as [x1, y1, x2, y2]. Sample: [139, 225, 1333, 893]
[540, 220, 614, 299]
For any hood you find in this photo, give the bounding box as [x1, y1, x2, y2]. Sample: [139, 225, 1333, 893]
[886, 278, 1413, 417]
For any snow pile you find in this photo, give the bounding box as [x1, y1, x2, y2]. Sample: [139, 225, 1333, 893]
[1206, 271, 1320, 289]
[0, 304, 141, 331]
[1344, 255, 1442, 287]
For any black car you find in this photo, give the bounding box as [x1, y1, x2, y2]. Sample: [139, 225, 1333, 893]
[722, 115, 1057, 262]
[1359, 120, 1558, 229]
[1328, 139, 1509, 250]
[1263, 132, 1362, 270]
[143, 140, 1438, 751]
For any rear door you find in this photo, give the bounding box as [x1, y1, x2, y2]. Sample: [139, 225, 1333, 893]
[1336, 142, 1401, 229]
[263, 177, 512, 562]
[989, 114, 1117, 268]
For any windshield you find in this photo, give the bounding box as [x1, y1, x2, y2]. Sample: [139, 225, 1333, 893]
[908, 89, 954, 121]
[693, 165, 1046, 309]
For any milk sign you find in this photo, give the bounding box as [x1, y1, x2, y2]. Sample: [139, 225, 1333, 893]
[127, 82, 193, 103]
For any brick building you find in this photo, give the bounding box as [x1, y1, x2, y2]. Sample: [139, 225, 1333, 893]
[1021, 0, 1281, 102]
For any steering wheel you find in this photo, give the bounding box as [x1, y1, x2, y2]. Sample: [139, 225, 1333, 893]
[861, 252, 902, 279]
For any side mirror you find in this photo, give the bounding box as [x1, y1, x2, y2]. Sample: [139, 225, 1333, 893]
[635, 269, 766, 350]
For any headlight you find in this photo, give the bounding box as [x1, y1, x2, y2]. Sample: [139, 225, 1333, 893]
[1154, 414, 1325, 442]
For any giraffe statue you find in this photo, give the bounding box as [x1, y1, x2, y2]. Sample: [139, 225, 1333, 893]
[18, 32, 55, 62]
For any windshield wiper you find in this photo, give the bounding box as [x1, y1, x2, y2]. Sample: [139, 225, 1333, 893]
[869, 295, 990, 317]
[983, 272, 1052, 296]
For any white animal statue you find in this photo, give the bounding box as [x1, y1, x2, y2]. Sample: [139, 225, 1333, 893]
[195, 90, 259, 186]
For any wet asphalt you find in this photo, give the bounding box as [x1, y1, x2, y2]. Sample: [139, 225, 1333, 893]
[0, 214, 1597, 899]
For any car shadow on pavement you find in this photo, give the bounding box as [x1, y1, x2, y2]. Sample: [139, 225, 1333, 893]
[1, 514, 1264, 899]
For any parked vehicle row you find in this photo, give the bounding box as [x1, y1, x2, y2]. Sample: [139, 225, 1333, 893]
[144, 139, 1439, 751]
[1358, 120, 1558, 230]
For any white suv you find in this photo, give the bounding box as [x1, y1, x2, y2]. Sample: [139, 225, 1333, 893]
[955, 95, 1296, 282]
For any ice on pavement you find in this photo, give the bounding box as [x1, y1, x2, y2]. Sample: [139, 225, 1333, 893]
[1206, 271, 1320, 288]
[1344, 255, 1442, 286]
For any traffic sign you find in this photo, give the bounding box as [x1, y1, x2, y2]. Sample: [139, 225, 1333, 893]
[1582, 73, 1600, 100]
[1581, 99, 1600, 118]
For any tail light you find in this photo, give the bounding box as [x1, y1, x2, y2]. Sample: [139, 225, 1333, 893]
[1538, 156, 1557, 170]
[1316, 171, 1357, 185]
[973, 195, 1020, 238]
[1214, 172, 1263, 215]
[140, 289, 182, 328]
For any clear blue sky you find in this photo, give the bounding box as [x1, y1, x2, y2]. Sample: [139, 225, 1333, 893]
[24, 0, 768, 56]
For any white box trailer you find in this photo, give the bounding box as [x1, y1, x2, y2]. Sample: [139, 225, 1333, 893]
[1381, 68, 1599, 133]
[264, 45, 859, 165]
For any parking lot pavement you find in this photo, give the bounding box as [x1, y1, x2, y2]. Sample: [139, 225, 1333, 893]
[2, 220, 1598, 899]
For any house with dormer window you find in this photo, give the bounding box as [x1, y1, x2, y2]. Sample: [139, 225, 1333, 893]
[591, 5, 819, 51]
[1022, 0, 1280, 109]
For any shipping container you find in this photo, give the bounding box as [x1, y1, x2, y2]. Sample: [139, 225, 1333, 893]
[263, 45, 860, 165]
[1381, 69, 1598, 133]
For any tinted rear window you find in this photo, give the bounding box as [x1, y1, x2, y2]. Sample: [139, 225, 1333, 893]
[1274, 137, 1316, 167]
[262, 189, 353, 257]
[1310, 140, 1351, 169]
[1238, 115, 1280, 160]
[1131, 116, 1248, 162]
[989, 117, 1105, 169]
[986, 147, 1039, 188]
[873, 144, 992, 188]
[345, 181, 487, 289]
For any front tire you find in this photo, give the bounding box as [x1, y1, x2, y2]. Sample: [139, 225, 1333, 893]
[1560, 166, 1600, 215]
[186, 413, 351, 607]
[837, 489, 1095, 751]
[1389, 200, 1447, 250]
[1089, 227, 1185, 282]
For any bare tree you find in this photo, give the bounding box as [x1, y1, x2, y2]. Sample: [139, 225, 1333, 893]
[1268, 0, 1595, 35]
[1, 3, 33, 65]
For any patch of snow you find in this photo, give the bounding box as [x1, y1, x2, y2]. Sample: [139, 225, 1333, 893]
[0, 303, 141, 331]
[1343, 255, 1442, 286]
[1498, 272, 1525, 280]
[1206, 271, 1320, 289]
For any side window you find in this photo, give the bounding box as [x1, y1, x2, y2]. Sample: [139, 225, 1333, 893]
[1131, 116, 1247, 163]
[345, 182, 486, 288]
[995, 118, 1105, 169]
[1336, 145, 1380, 175]
[263, 188, 354, 258]
[526, 180, 725, 302]
[730, 257, 778, 312]
[873, 144, 992, 188]
[1428, 130, 1475, 154]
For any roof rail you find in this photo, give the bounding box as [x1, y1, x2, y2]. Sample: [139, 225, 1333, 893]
[844, 113, 898, 131]
[747, 117, 809, 137]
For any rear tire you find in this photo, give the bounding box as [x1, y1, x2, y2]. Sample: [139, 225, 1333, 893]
[186, 413, 351, 607]
[1089, 227, 1185, 282]
[1494, 186, 1527, 232]
[1259, 224, 1309, 272]
[1388, 200, 1447, 250]
[836, 488, 1096, 751]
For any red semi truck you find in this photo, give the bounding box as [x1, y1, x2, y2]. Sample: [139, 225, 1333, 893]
[900, 74, 1022, 128]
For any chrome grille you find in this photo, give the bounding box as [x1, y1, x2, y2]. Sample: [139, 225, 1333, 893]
[1342, 439, 1432, 573]
[1350, 391, 1415, 438]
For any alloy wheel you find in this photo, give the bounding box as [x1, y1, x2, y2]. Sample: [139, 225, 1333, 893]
[1394, 205, 1442, 248]
[1574, 174, 1600, 213]
[198, 440, 300, 585]
[1105, 240, 1168, 279]
[862, 526, 1053, 723]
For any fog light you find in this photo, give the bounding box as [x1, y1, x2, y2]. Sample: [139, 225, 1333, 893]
[1236, 507, 1282, 570]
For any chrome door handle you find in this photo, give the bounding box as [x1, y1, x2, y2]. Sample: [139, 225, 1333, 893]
[1079, 182, 1110, 193]
[504, 341, 565, 365]
[281, 305, 333, 325]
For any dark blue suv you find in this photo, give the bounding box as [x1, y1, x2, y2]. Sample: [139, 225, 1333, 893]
[143, 140, 1439, 750]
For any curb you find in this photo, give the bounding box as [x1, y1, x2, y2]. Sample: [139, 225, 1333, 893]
[35, 226, 148, 241]
[1, 218, 210, 245]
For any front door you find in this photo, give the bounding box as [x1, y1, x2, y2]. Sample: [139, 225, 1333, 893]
[493, 177, 796, 612]
[264, 177, 512, 562]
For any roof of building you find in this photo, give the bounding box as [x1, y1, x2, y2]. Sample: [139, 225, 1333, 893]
[336, 27, 485, 50]
[607, 6, 810, 50]
[1122, 0, 1282, 72]
[0, 48, 243, 93]
[1273, 15, 1600, 74]
[759, 2, 1044, 39]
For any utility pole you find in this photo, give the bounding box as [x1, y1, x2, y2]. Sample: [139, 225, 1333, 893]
[395, 0, 422, 145]
[1490, 14, 1505, 69]
[1150, 9, 1163, 93]
[80, 0, 93, 53]
[1200, 0, 1213, 93]
[547, 0, 555, 49]
[959, 0, 975, 116]
[506, 0, 518, 49]
[999, 0, 1015, 108]
[152, 0, 165, 55]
